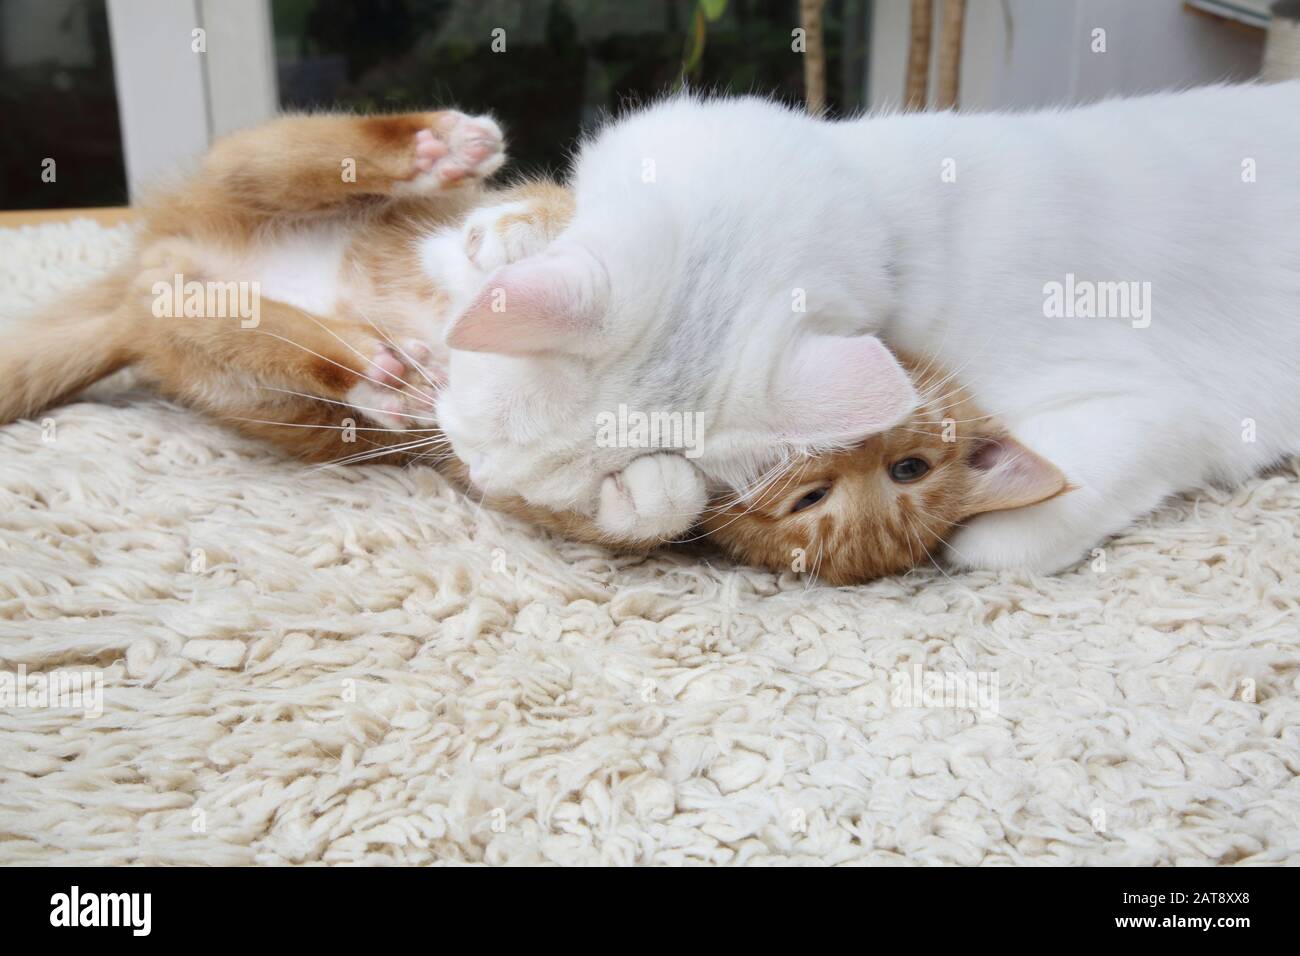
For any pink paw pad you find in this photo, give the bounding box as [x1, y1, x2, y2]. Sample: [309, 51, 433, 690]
[413, 342, 447, 387]
[413, 130, 449, 173]
[370, 348, 407, 384]
[401, 338, 434, 367]
[345, 338, 443, 431]
[407, 112, 504, 189]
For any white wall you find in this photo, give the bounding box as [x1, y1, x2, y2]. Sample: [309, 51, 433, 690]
[869, 0, 1264, 111]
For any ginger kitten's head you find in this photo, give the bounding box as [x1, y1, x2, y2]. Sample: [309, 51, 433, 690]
[698, 371, 1069, 585]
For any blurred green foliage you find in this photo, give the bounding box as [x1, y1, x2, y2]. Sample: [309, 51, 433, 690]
[273, 0, 868, 179]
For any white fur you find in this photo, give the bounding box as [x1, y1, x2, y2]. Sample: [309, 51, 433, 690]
[437, 83, 1300, 571]
[461, 200, 546, 268]
[214, 225, 349, 319]
[417, 226, 487, 320]
[415, 199, 546, 324]
[596, 452, 708, 540]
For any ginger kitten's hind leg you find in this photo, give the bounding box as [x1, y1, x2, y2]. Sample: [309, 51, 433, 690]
[135, 278, 444, 464]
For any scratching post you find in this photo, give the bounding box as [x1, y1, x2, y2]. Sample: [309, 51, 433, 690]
[934, 0, 967, 109]
[906, 0, 966, 111]
[905, 0, 933, 110]
[801, 0, 828, 113]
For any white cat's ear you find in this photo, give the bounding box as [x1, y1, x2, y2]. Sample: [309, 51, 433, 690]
[445, 247, 607, 354]
[772, 334, 918, 445]
[965, 435, 1070, 515]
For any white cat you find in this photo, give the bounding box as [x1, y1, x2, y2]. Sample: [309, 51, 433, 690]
[436, 83, 1300, 572]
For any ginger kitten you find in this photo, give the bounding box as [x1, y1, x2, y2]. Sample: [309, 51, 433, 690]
[700, 359, 1069, 585]
[1, 108, 568, 465]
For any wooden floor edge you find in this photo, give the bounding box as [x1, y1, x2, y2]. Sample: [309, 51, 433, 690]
[0, 207, 136, 228]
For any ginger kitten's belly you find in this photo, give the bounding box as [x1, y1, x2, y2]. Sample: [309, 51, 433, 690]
[205, 222, 456, 352]
[210, 224, 352, 318]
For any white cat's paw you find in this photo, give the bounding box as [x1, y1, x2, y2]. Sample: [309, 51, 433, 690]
[596, 453, 708, 543]
[944, 513, 1088, 574]
[397, 111, 505, 195]
[344, 340, 444, 431]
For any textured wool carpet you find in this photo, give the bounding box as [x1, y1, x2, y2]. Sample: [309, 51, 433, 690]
[1, 220, 1297, 866]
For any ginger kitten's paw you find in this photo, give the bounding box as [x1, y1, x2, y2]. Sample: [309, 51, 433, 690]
[461, 201, 555, 272]
[344, 340, 444, 431]
[596, 453, 708, 543]
[397, 112, 505, 194]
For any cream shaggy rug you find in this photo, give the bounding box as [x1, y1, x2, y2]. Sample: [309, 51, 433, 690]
[1, 219, 1297, 866]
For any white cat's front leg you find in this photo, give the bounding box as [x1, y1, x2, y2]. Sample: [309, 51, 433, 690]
[596, 453, 708, 543]
[946, 491, 1098, 574]
[943, 397, 1190, 574]
[945, 472, 1176, 574]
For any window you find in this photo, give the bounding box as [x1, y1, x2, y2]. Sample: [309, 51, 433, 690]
[273, 0, 869, 178]
[0, 0, 127, 209]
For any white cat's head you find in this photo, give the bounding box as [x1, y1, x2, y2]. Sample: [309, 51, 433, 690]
[437, 95, 916, 518]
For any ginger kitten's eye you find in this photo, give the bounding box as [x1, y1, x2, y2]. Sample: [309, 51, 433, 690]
[889, 457, 930, 483]
[789, 486, 831, 514]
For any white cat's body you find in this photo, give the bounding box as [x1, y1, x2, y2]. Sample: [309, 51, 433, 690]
[843, 82, 1300, 569]
[438, 83, 1300, 571]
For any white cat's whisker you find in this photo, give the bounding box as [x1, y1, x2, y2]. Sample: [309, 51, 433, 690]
[357, 307, 441, 395]
[688, 457, 796, 538]
[802, 538, 826, 591]
[901, 510, 957, 584]
[229, 415, 440, 433]
[714, 451, 800, 510]
[250, 328, 434, 408]
[685, 455, 808, 544]
[311, 434, 447, 470]
[255, 324, 436, 410]
[297, 308, 441, 407]
[911, 328, 1000, 404]
[904, 505, 972, 572]
[253, 385, 440, 423]
[405, 446, 453, 469]
[323, 432, 445, 461]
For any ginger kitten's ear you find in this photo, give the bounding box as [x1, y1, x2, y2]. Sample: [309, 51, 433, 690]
[964, 435, 1070, 516]
[445, 246, 607, 354]
[772, 334, 918, 446]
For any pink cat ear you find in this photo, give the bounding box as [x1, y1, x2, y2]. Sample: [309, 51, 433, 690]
[773, 334, 918, 446]
[965, 435, 1070, 516]
[445, 248, 607, 354]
